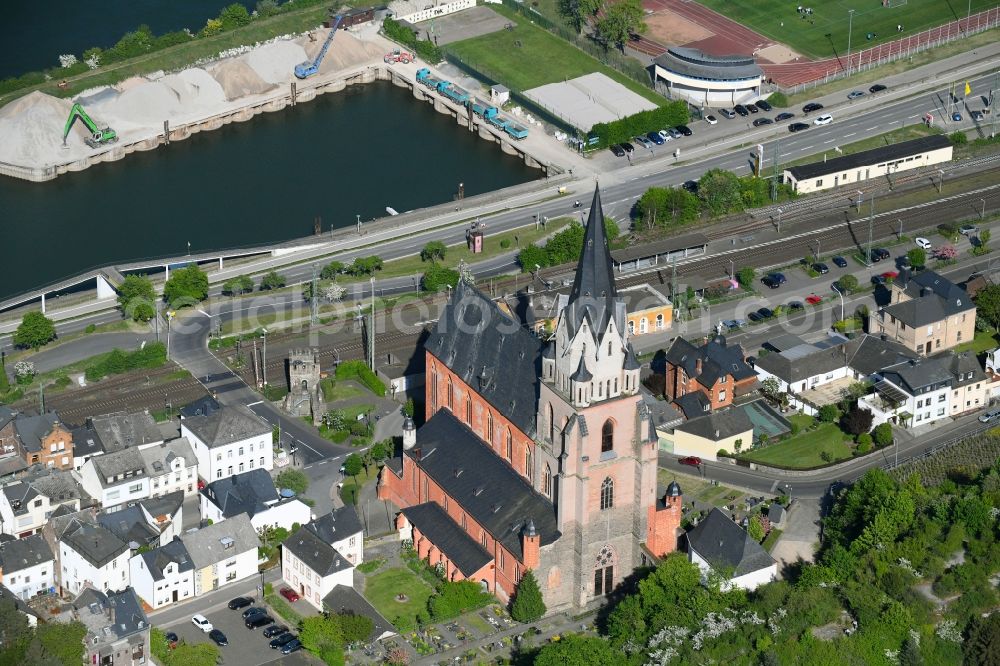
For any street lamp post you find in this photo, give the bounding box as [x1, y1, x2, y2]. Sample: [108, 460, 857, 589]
[356, 214, 361, 234]
[981, 198, 987, 220]
[260, 328, 268, 388]
[835, 284, 845, 320]
[165, 311, 174, 360]
[846, 9, 856, 76]
[856, 190, 863, 214]
[776, 207, 783, 233]
[937, 169, 945, 194]
[729, 259, 735, 280]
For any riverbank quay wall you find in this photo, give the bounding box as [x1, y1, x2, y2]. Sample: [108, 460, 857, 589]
[0, 59, 560, 183]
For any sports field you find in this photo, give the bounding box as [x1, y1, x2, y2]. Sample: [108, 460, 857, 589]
[697, 0, 999, 59]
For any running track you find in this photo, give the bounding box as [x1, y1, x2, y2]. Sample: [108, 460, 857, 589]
[635, 2, 1000, 87]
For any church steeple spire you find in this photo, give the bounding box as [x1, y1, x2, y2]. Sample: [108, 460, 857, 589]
[566, 184, 618, 337]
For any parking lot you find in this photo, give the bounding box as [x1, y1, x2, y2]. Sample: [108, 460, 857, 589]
[169, 601, 295, 665]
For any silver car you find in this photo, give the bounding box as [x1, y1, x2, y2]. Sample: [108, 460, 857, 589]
[979, 409, 1000, 423]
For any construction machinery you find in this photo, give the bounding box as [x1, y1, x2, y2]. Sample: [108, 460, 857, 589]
[62, 103, 118, 148]
[294, 14, 343, 79]
[383, 49, 413, 64]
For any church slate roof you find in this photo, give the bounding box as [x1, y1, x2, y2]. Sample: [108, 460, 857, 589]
[427, 280, 542, 437]
[408, 410, 560, 561]
[565, 185, 619, 340]
[401, 502, 493, 577]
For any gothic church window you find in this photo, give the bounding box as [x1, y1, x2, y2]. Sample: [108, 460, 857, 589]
[600, 477, 614, 510]
[601, 420, 614, 453]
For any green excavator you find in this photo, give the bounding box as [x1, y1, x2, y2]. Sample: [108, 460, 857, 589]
[62, 103, 117, 148]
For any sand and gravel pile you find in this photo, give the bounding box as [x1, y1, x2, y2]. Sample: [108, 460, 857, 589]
[97, 81, 181, 125]
[244, 40, 308, 84]
[0, 91, 78, 164]
[160, 68, 228, 111]
[309, 30, 385, 75]
[208, 59, 277, 100]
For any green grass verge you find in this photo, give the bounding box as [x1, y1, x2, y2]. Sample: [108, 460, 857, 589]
[445, 5, 663, 105]
[696, 0, 998, 60]
[320, 378, 367, 402]
[743, 421, 853, 468]
[762, 528, 784, 552]
[357, 558, 386, 574]
[783, 27, 999, 104]
[365, 567, 435, 630]
[340, 465, 378, 506]
[955, 329, 1000, 355]
[266, 593, 304, 627]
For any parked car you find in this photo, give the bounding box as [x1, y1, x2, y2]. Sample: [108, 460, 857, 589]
[774, 112, 795, 121]
[897, 255, 911, 269]
[787, 301, 804, 311]
[813, 262, 829, 274]
[789, 122, 809, 132]
[246, 614, 274, 630]
[747, 311, 765, 322]
[972, 110, 985, 121]
[952, 111, 963, 122]
[657, 129, 674, 141]
[755, 99, 773, 112]
[647, 131, 665, 145]
[705, 114, 718, 124]
[675, 125, 693, 136]
[757, 307, 775, 319]
[667, 128, 682, 139]
[228, 597, 253, 610]
[281, 639, 303, 655]
[679, 456, 702, 466]
[719, 108, 736, 119]
[761, 275, 782, 288]
[270, 633, 297, 649]
[813, 114, 833, 126]
[979, 409, 1000, 423]
[960, 224, 980, 236]
[280, 587, 300, 603]
[803, 102, 824, 114]
[191, 615, 213, 633]
[609, 144, 625, 157]
[881, 271, 899, 281]
[832, 256, 848, 268]
[869, 83, 887, 93]
[263, 625, 289, 638]
[682, 180, 699, 193]
[634, 135, 654, 149]
[242, 607, 267, 620]
[847, 90, 865, 100]
[806, 294, 823, 305]
[723, 319, 746, 331]
[870, 247, 891, 262]
[165, 632, 178, 645]
[620, 142, 634, 153]
[752, 117, 773, 127]
[734, 104, 750, 116]
[746, 104, 759, 114]
[871, 275, 887, 286]
[209, 630, 228, 647]
[764, 272, 786, 285]
[915, 237, 933, 250]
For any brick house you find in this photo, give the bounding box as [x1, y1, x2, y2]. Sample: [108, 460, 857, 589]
[873, 269, 976, 356]
[8, 412, 74, 470]
[664, 336, 758, 416]
[380, 187, 678, 613]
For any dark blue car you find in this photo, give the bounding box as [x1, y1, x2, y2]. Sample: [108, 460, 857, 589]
[647, 131, 665, 145]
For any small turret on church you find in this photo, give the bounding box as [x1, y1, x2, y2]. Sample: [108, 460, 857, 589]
[647, 480, 683, 558]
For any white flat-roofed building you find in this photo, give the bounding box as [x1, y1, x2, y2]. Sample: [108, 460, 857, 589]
[652, 47, 764, 107]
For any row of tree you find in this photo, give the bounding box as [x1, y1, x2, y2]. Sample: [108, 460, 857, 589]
[517, 218, 620, 271]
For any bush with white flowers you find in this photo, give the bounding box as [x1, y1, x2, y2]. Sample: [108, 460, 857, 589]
[13, 360, 35, 383]
[58, 54, 78, 68]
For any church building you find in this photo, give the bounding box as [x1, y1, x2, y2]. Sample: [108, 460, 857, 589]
[378, 186, 681, 612]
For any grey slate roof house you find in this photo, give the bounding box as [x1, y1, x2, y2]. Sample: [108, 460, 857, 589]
[201, 468, 279, 519]
[686, 508, 777, 591]
[180, 405, 271, 449]
[72, 586, 150, 666]
[86, 411, 163, 453]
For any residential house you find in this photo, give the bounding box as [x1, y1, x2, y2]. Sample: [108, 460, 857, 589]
[58, 518, 130, 596]
[138, 438, 198, 498]
[308, 506, 364, 567]
[872, 269, 976, 355]
[322, 585, 396, 641]
[10, 412, 74, 470]
[200, 468, 311, 532]
[668, 408, 754, 462]
[179, 513, 261, 596]
[181, 405, 272, 482]
[77, 448, 150, 509]
[620, 284, 673, 336]
[0, 407, 16, 455]
[96, 492, 184, 550]
[0, 467, 87, 538]
[86, 411, 164, 454]
[0, 583, 40, 627]
[281, 526, 354, 611]
[665, 335, 758, 416]
[948, 352, 990, 416]
[73, 586, 150, 666]
[686, 508, 777, 591]
[0, 533, 55, 599]
[128, 537, 194, 609]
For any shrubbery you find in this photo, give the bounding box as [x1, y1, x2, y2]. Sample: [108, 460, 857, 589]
[335, 361, 386, 397]
[383, 17, 442, 62]
[428, 580, 493, 621]
[517, 218, 619, 270]
[84, 342, 167, 381]
[589, 102, 689, 148]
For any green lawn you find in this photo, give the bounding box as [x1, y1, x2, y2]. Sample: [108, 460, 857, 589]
[955, 329, 1000, 355]
[762, 528, 784, 552]
[445, 6, 663, 105]
[743, 421, 853, 468]
[365, 567, 435, 629]
[320, 378, 367, 402]
[697, 0, 998, 60]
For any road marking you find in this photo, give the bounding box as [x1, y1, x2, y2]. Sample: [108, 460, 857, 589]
[844, 133, 856, 137]
[197, 309, 211, 317]
[864, 126, 879, 131]
[318, 460, 330, 465]
[908, 114, 920, 118]
[246, 401, 262, 407]
[823, 139, 835, 144]
[800, 145, 814, 151]
[299, 441, 322, 457]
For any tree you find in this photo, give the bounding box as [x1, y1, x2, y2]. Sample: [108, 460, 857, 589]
[34, 621, 87, 666]
[420, 241, 447, 263]
[344, 453, 363, 478]
[900, 634, 924, 666]
[404, 398, 415, 418]
[841, 405, 874, 436]
[595, 0, 646, 52]
[275, 469, 308, 495]
[760, 377, 781, 401]
[747, 514, 765, 542]
[518, 244, 549, 271]
[222, 275, 254, 296]
[535, 634, 617, 666]
[838, 274, 859, 292]
[698, 169, 744, 216]
[218, 3, 252, 29]
[330, 612, 374, 643]
[0, 591, 32, 665]
[164, 264, 208, 304]
[370, 439, 391, 462]
[976, 284, 1000, 330]
[260, 270, 286, 291]
[13, 311, 56, 350]
[818, 404, 840, 423]
[117, 274, 156, 322]
[422, 265, 460, 292]
[936, 244, 958, 260]
[298, 615, 344, 666]
[907, 248, 926, 269]
[510, 569, 546, 622]
[323, 282, 346, 303]
[981, 229, 992, 251]
[635, 186, 700, 230]
[965, 613, 1000, 666]
[349, 256, 383, 276]
[736, 266, 755, 287]
[603, 216, 620, 242]
[321, 261, 344, 280]
[872, 422, 893, 447]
